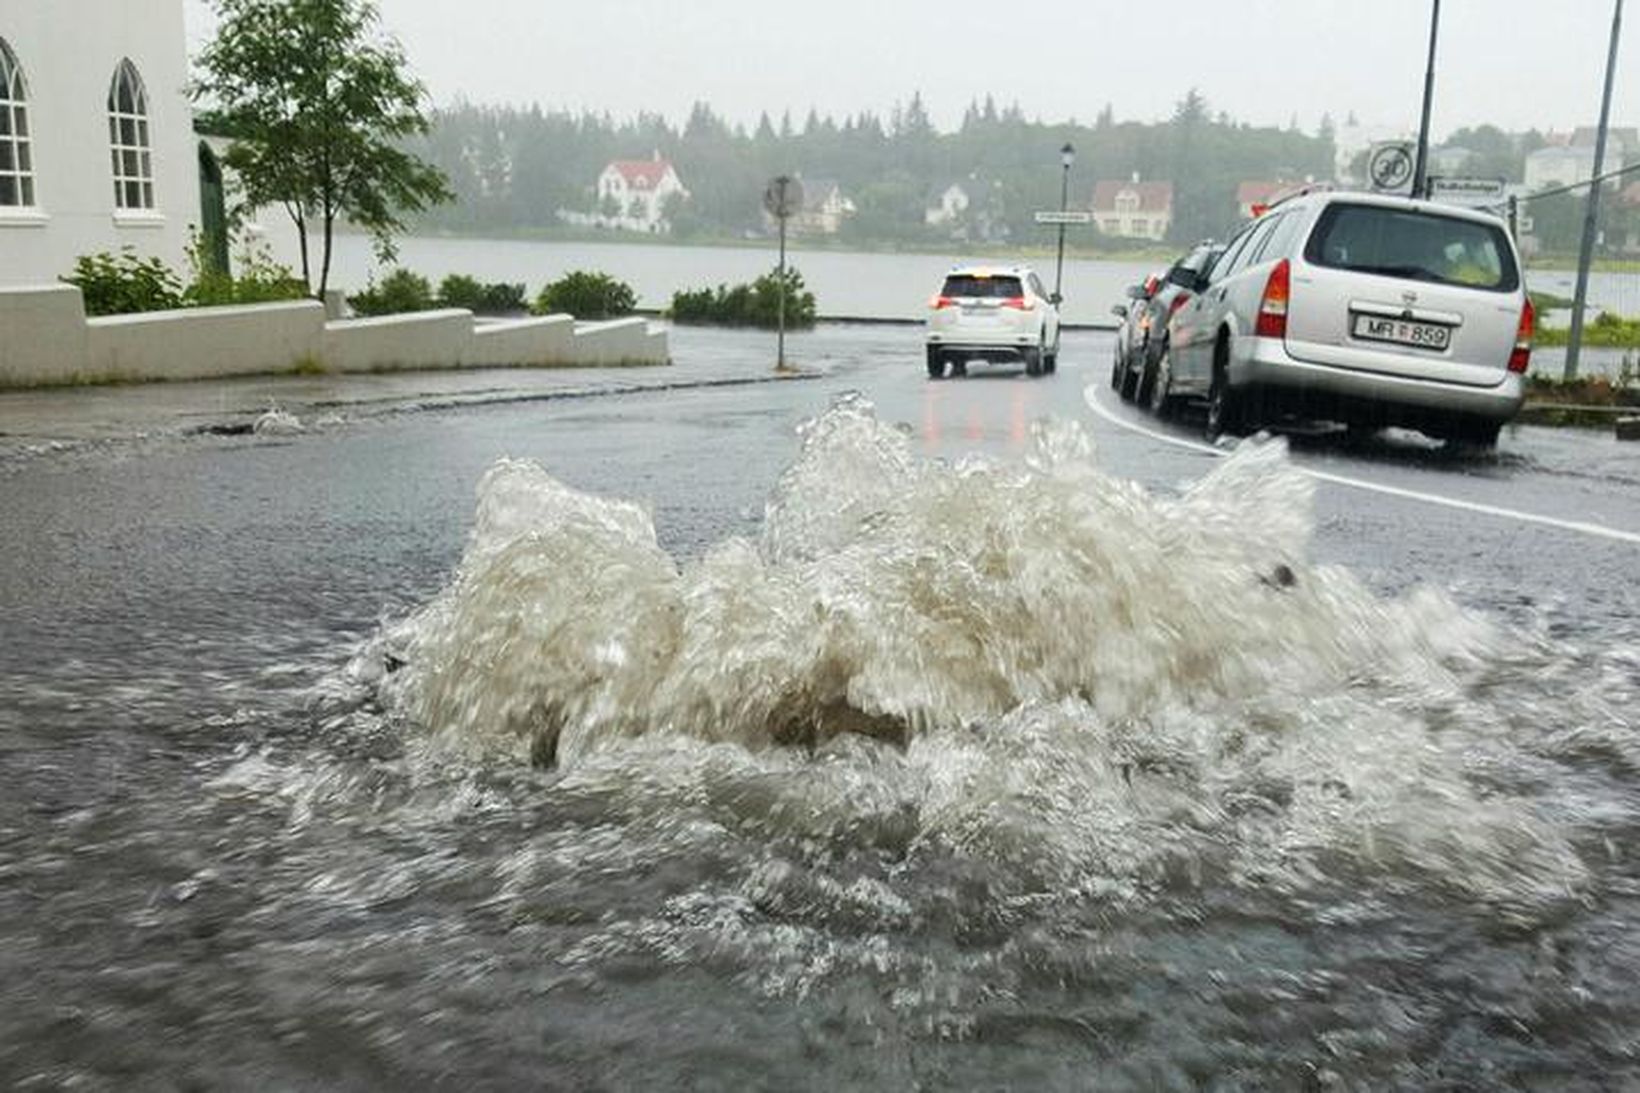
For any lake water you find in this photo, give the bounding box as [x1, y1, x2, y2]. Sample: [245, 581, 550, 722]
[328, 234, 1640, 329]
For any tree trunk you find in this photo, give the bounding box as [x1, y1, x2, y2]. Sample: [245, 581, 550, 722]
[290, 204, 311, 296]
[318, 209, 336, 301]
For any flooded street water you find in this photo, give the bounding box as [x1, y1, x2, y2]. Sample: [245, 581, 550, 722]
[3, 326, 1639, 1089]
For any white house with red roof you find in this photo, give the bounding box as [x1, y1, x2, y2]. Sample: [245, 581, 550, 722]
[1091, 175, 1173, 241]
[593, 152, 688, 233]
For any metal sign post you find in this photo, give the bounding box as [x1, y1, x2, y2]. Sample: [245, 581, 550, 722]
[1567, 0, 1625, 382]
[1033, 208, 1091, 304]
[762, 175, 803, 372]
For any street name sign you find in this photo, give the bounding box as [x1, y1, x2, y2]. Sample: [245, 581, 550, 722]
[1428, 177, 1508, 206]
[1034, 210, 1093, 225]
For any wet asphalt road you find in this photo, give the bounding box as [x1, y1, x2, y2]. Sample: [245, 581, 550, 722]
[2, 323, 1639, 1090]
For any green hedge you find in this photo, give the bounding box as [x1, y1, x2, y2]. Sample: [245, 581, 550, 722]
[670, 268, 816, 329]
[532, 270, 637, 320]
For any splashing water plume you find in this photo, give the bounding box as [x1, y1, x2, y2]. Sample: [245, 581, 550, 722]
[371, 393, 1583, 914]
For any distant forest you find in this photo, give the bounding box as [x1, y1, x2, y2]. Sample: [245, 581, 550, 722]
[406, 91, 1339, 248]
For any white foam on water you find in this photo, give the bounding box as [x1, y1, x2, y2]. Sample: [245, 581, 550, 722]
[364, 392, 1587, 915]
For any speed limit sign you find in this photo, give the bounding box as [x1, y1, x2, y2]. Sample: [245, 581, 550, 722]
[1367, 142, 1414, 194]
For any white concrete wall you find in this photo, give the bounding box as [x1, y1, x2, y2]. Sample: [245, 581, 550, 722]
[0, 1, 199, 285]
[467, 314, 575, 367]
[0, 284, 90, 386]
[0, 285, 669, 387]
[85, 300, 325, 381]
[322, 310, 475, 373]
[571, 318, 669, 366]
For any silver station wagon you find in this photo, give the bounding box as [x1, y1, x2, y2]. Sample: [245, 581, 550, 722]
[1161, 189, 1533, 447]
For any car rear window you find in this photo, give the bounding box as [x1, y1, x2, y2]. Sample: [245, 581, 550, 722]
[942, 275, 1024, 298]
[1304, 203, 1519, 292]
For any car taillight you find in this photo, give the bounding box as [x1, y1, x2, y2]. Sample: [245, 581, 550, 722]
[1508, 297, 1534, 374]
[1168, 293, 1192, 316]
[930, 295, 956, 310]
[1254, 259, 1290, 339]
[1001, 296, 1033, 311]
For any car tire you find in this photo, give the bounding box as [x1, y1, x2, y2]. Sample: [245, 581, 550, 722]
[1148, 345, 1175, 418]
[1205, 342, 1248, 441]
[1446, 418, 1501, 449]
[926, 346, 946, 379]
[1118, 354, 1139, 401]
[1022, 345, 1043, 377]
[1045, 345, 1058, 374]
[1110, 349, 1125, 391]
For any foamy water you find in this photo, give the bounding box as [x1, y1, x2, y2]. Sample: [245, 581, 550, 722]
[356, 393, 1587, 921]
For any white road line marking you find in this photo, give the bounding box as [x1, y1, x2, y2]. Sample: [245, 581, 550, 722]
[1082, 384, 1640, 546]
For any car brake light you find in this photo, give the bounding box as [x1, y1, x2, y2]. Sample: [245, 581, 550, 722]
[1168, 293, 1192, 316]
[1001, 296, 1033, 311]
[1508, 296, 1534, 373]
[1254, 259, 1290, 339]
[930, 295, 956, 310]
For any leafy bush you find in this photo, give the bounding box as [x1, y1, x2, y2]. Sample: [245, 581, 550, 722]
[62, 249, 185, 316]
[437, 273, 527, 315]
[532, 270, 636, 319]
[348, 268, 437, 316]
[669, 268, 817, 329]
[184, 231, 307, 308]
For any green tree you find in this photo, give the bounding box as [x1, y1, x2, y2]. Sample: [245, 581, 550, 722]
[192, 0, 452, 299]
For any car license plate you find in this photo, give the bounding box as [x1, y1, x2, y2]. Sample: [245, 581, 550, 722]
[1352, 313, 1451, 350]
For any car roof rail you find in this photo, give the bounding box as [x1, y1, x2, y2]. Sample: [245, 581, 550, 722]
[1253, 181, 1335, 216]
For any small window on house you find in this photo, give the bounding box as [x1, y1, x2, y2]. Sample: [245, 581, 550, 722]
[0, 38, 35, 207]
[108, 59, 155, 210]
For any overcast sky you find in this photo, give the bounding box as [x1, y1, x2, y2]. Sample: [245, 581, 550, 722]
[183, 0, 1634, 139]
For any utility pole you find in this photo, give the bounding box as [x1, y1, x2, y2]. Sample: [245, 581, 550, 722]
[1054, 143, 1075, 302]
[1411, 0, 1441, 199]
[1567, 0, 1625, 382]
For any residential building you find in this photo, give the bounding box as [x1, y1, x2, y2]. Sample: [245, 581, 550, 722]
[1235, 180, 1293, 220]
[790, 178, 855, 235]
[1525, 127, 1639, 193]
[1092, 176, 1172, 241]
[1525, 145, 1597, 192]
[1, 0, 208, 285]
[592, 153, 688, 233]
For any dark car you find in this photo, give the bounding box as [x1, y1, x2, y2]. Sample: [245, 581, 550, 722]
[1107, 271, 1162, 395]
[1110, 241, 1223, 412]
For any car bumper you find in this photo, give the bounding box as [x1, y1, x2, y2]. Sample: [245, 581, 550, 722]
[1235, 336, 1525, 425]
[926, 330, 1039, 350]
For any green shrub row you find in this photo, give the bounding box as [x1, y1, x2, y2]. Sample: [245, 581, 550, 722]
[669, 268, 817, 329]
[348, 268, 634, 320]
[348, 270, 531, 317]
[1535, 310, 1640, 349]
[62, 244, 307, 317]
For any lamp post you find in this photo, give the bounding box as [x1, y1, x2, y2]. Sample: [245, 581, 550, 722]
[1054, 142, 1075, 303]
[1411, 0, 1441, 199]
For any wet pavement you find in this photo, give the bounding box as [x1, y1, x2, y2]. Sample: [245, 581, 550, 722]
[2, 323, 1639, 1090]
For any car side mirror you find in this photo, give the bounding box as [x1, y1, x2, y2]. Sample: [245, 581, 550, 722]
[1110, 304, 1128, 319]
[1123, 284, 1146, 300]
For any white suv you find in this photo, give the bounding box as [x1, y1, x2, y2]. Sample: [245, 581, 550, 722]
[925, 264, 1061, 378]
[1164, 191, 1531, 447]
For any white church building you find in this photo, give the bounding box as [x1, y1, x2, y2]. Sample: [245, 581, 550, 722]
[1, 0, 215, 286]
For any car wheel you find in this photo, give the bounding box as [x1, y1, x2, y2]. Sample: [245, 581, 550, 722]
[926, 346, 946, 379]
[1148, 345, 1175, 418]
[1110, 348, 1124, 391]
[1204, 344, 1247, 441]
[1446, 418, 1501, 449]
[1118, 352, 1139, 401]
[1045, 346, 1058, 374]
[1022, 345, 1043, 377]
